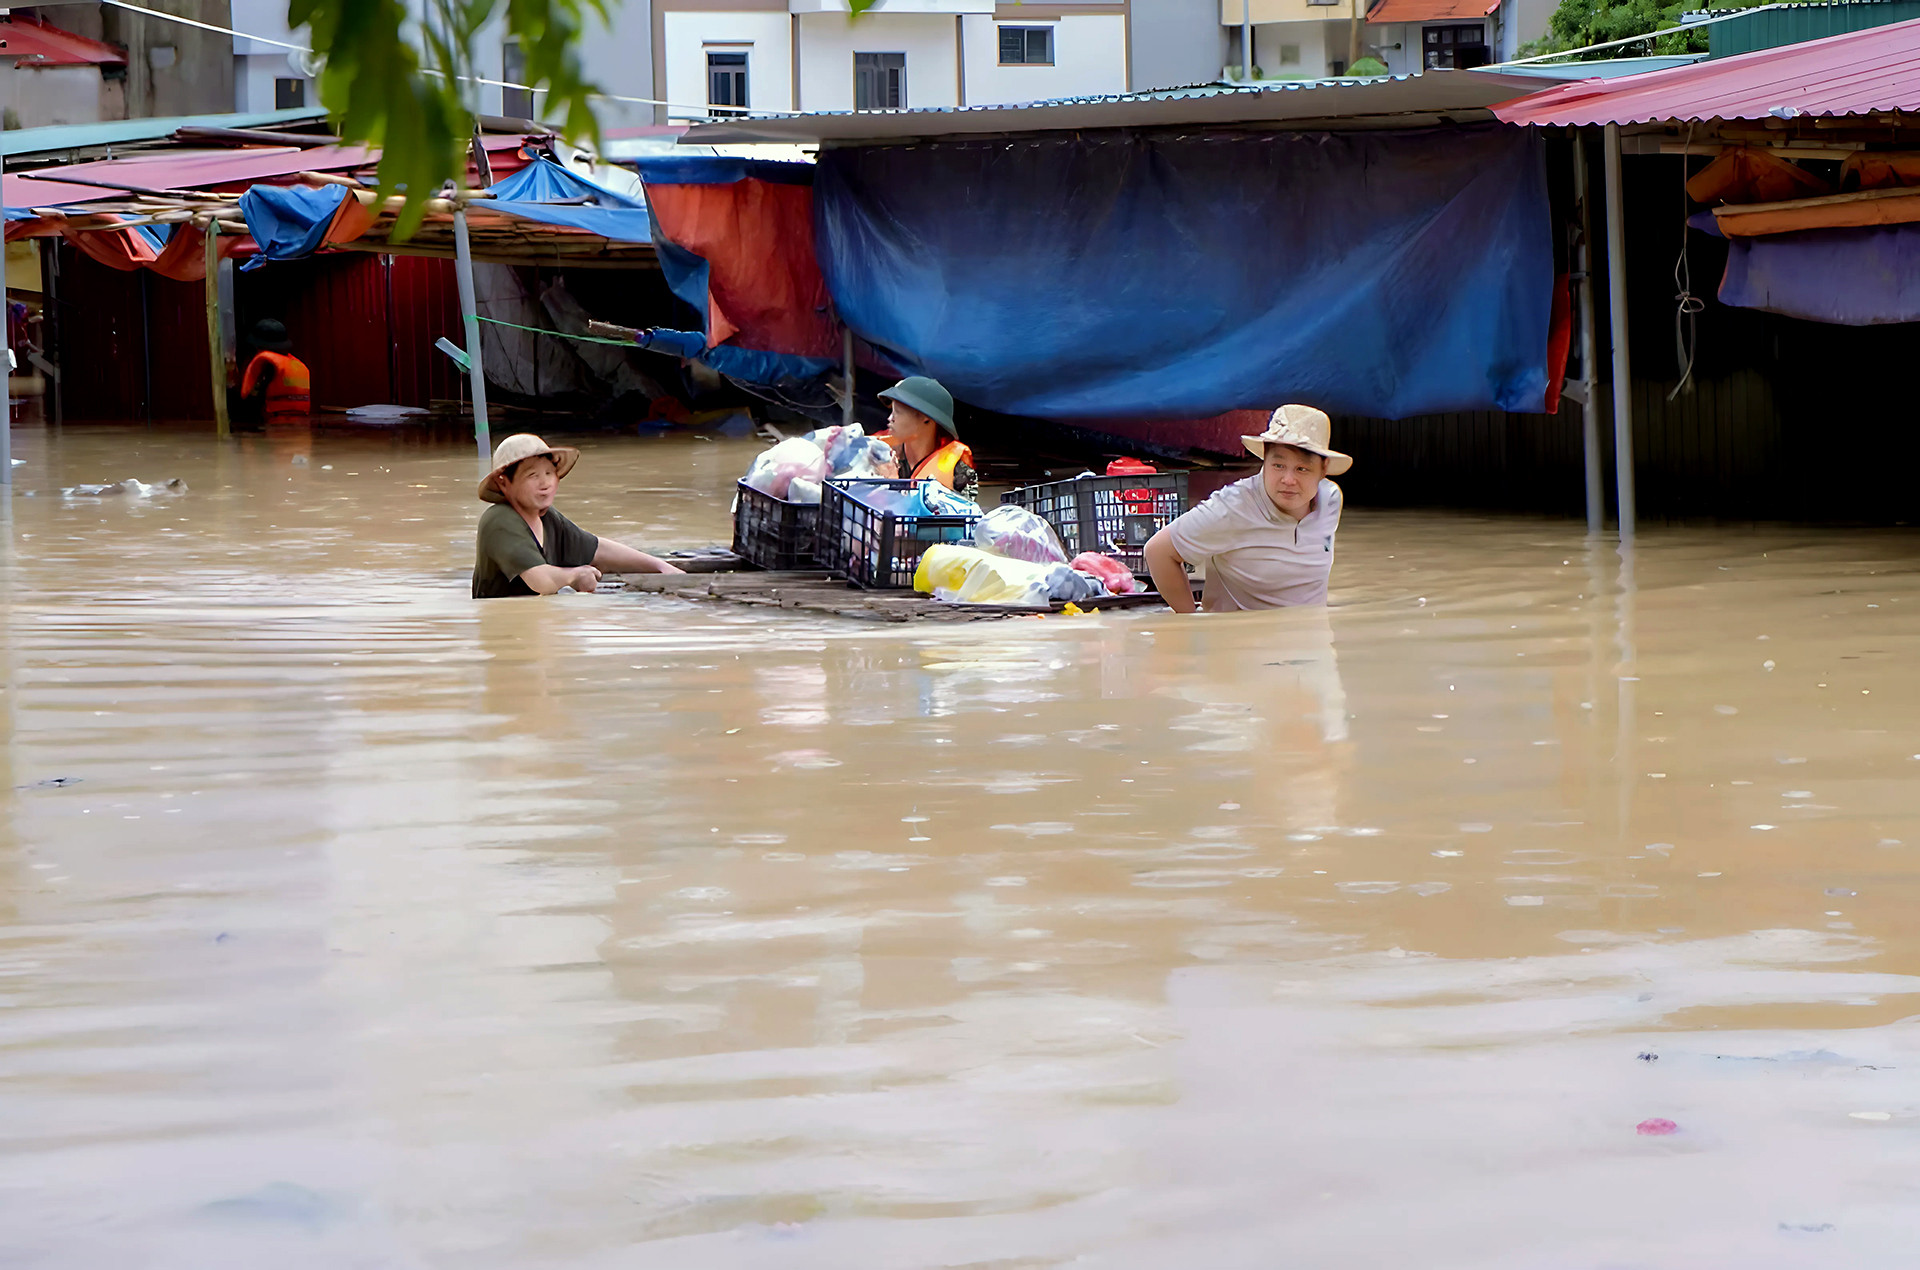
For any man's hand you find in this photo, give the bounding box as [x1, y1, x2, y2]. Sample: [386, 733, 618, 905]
[565, 565, 604, 592]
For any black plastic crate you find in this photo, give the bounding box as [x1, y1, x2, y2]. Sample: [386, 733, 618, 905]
[732, 480, 821, 571]
[819, 478, 981, 589]
[1000, 471, 1189, 571]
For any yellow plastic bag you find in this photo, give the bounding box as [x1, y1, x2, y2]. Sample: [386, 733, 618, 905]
[913, 545, 1053, 606]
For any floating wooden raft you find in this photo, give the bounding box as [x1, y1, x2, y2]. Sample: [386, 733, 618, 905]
[621, 569, 1174, 623]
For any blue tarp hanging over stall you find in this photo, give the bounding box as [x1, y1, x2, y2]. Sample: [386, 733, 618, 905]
[814, 126, 1554, 421]
[481, 157, 654, 241]
[239, 183, 350, 263]
[1716, 223, 1920, 325]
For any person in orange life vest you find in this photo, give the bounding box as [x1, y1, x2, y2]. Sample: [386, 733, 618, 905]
[874, 376, 978, 500]
[239, 320, 311, 422]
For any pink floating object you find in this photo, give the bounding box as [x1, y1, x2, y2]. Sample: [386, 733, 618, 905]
[1636, 1118, 1679, 1136]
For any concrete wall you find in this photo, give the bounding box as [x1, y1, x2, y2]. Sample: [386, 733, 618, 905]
[663, 10, 793, 118]
[795, 11, 960, 111]
[959, 13, 1127, 105]
[230, 0, 310, 112]
[0, 64, 124, 129]
[98, 0, 236, 118]
[1251, 19, 1352, 77]
[1129, 0, 1223, 89]
[1221, 0, 1358, 24]
[577, 0, 658, 129]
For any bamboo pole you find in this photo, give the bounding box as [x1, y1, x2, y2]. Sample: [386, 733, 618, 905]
[205, 228, 231, 440]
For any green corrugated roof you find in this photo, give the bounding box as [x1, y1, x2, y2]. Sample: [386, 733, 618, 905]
[0, 107, 331, 158]
[1708, 0, 1920, 57]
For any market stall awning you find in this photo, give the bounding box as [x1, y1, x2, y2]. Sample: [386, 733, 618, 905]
[1492, 16, 1920, 125]
[1365, 0, 1498, 24]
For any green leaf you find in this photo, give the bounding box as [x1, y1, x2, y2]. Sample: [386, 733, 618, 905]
[290, 0, 608, 240]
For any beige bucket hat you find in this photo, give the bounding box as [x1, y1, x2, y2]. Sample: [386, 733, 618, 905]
[478, 433, 581, 503]
[1241, 404, 1352, 476]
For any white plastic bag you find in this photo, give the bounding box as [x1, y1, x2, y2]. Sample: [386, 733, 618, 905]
[974, 503, 1068, 564]
[743, 437, 829, 500]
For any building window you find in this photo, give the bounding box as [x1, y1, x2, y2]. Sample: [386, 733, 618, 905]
[854, 52, 906, 109]
[274, 77, 306, 110]
[707, 50, 749, 116]
[998, 26, 1053, 65]
[500, 40, 533, 118]
[1277, 43, 1301, 65]
[1423, 24, 1488, 69]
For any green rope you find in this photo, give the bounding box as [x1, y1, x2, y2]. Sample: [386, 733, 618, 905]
[475, 315, 637, 347]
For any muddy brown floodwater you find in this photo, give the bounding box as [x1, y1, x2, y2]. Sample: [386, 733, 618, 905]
[4, 423, 1920, 1268]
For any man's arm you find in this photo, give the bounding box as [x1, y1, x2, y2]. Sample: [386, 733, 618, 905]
[593, 538, 684, 575]
[518, 563, 604, 594]
[1143, 528, 1197, 614]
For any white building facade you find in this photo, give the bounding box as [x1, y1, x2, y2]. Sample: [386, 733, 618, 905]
[656, 0, 1142, 118]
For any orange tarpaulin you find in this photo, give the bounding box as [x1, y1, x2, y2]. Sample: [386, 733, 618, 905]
[1686, 147, 1830, 207]
[60, 217, 253, 280]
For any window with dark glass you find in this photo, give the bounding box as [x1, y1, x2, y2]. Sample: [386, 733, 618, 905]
[997, 26, 1053, 65]
[1422, 24, 1488, 70]
[274, 77, 306, 110]
[501, 40, 533, 118]
[708, 50, 749, 116]
[854, 52, 906, 109]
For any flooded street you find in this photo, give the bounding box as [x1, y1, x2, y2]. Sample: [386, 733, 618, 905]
[4, 423, 1920, 1268]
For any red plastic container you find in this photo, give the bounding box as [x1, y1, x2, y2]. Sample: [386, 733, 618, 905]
[1105, 458, 1159, 514]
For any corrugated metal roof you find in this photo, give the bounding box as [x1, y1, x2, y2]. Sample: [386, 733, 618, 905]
[0, 108, 330, 159]
[0, 15, 127, 66]
[1493, 15, 1920, 125]
[681, 69, 1547, 145]
[1496, 55, 1707, 80]
[2, 172, 123, 209]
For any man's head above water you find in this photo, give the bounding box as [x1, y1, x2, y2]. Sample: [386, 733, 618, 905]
[478, 434, 579, 510]
[1261, 442, 1328, 520]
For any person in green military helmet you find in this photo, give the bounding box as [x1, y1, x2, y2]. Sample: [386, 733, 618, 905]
[874, 375, 978, 499]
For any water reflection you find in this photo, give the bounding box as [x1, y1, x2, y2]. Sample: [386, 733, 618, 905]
[2, 426, 1920, 1266]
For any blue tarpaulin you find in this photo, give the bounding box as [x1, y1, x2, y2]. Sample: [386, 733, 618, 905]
[482, 157, 654, 241]
[239, 182, 350, 264]
[814, 127, 1554, 421]
[1718, 223, 1920, 325]
[637, 326, 838, 387]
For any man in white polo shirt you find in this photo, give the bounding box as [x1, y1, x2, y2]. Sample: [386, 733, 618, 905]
[1142, 404, 1351, 613]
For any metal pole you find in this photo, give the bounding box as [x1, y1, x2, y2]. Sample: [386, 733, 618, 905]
[841, 324, 854, 430]
[204, 227, 231, 439]
[1603, 123, 1636, 541]
[2, 143, 11, 491]
[451, 209, 493, 469]
[1573, 132, 1603, 535]
[1241, 0, 1252, 81]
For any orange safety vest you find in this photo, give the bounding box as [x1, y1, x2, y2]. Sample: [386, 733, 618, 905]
[878, 433, 975, 491]
[241, 351, 312, 420]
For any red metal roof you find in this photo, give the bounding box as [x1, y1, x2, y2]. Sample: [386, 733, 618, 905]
[3, 171, 127, 209]
[0, 15, 127, 67]
[1493, 16, 1920, 126]
[1367, 0, 1498, 24]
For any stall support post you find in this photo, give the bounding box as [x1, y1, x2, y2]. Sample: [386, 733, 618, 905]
[1603, 123, 1637, 541]
[841, 326, 855, 430]
[204, 228, 231, 440]
[1573, 131, 1603, 536]
[452, 209, 493, 469]
[1, 147, 10, 490]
